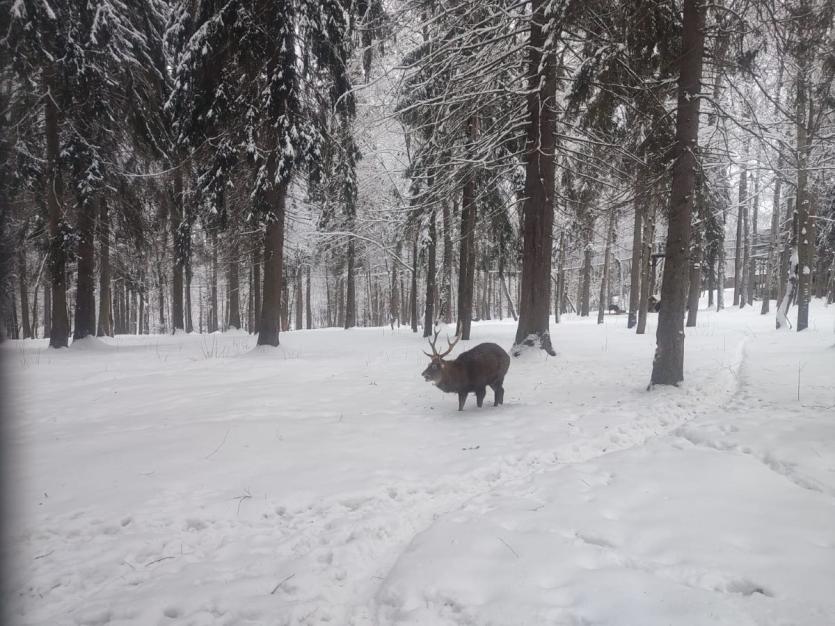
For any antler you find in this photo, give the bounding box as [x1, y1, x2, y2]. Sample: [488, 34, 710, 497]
[423, 329, 442, 357]
[436, 333, 460, 359]
[423, 329, 460, 359]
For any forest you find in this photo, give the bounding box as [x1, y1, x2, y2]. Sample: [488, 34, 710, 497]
[1, 0, 833, 382]
[2, 1, 835, 624]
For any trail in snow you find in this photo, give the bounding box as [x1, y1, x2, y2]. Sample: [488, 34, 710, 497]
[5, 301, 835, 625]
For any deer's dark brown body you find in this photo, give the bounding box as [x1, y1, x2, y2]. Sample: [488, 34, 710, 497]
[422, 339, 510, 411]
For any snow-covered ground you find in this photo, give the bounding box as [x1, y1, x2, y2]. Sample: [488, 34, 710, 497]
[4, 300, 835, 625]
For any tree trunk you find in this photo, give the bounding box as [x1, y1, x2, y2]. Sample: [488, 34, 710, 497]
[345, 238, 357, 329]
[598, 209, 616, 324]
[410, 235, 418, 333]
[305, 265, 312, 329]
[209, 232, 219, 332]
[95, 198, 112, 336]
[651, 0, 706, 386]
[628, 194, 643, 329]
[580, 242, 593, 317]
[686, 192, 704, 327]
[227, 247, 241, 329]
[294, 264, 303, 330]
[740, 169, 750, 308]
[795, 67, 813, 332]
[513, 0, 556, 355]
[18, 244, 32, 338]
[43, 277, 51, 338]
[185, 261, 193, 333]
[423, 210, 436, 337]
[748, 154, 760, 304]
[457, 120, 477, 340]
[762, 164, 782, 314]
[257, 182, 286, 345]
[44, 72, 69, 348]
[440, 200, 453, 323]
[555, 233, 565, 324]
[171, 168, 185, 332]
[733, 149, 748, 307]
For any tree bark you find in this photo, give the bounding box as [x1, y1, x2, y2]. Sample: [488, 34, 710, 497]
[513, 0, 556, 355]
[18, 243, 32, 338]
[44, 72, 69, 348]
[257, 182, 286, 346]
[306, 265, 312, 329]
[748, 153, 760, 304]
[95, 198, 112, 336]
[628, 191, 643, 328]
[209, 231, 219, 332]
[171, 167, 185, 332]
[740, 169, 750, 308]
[580, 240, 593, 317]
[440, 200, 453, 323]
[598, 208, 616, 324]
[294, 264, 303, 330]
[227, 247, 241, 329]
[410, 235, 418, 333]
[345, 238, 356, 329]
[733, 144, 748, 307]
[423, 209, 436, 337]
[795, 63, 813, 331]
[651, 0, 706, 385]
[686, 180, 704, 327]
[456, 118, 478, 340]
[554, 232, 565, 324]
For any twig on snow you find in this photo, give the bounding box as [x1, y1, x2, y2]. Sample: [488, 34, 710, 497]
[270, 573, 296, 595]
[205, 427, 231, 459]
[498, 537, 519, 559]
[145, 555, 175, 567]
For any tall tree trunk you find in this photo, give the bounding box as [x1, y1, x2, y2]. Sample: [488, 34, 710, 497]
[345, 239, 357, 329]
[96, 198, 112, 336]
[44, 277, 51, 338]
[795, 64, 813, 331]
[423, 210, 436, 337]
[294, 264, 303, 330]
[171, 167, 185, 332]
[185, 260, 193, 333]
[651, 0, 706, 385]
[228, 246, 241, 329]
[733, 148, 748, 307]
[740, 169, 751, 308]
[209, 232, 219, 333]
[717, 195, 726, 310]
[257, 182, 287, 346]
[44, 72, 69, 348]
[457, 121, 477, 340]
[18, 244, 32, 338]
[305, 265, 312, 329]
[555, 232, 565, 323]
[748, 153, 760, 304]
[686, 180, 705, 327]
[628, 193, 643, 328]
[440, 200, 453, 323]
[598, 209, 616, 324]
[410, 235, 418, 333]
[580, 241, 593, 317]
[513, 0, 556, 355]
[390, 249, 400, 327]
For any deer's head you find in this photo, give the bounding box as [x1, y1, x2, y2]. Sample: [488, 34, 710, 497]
[421, 330, 460, 383]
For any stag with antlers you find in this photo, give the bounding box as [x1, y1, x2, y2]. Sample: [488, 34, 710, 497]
[421, 330, 510, 411]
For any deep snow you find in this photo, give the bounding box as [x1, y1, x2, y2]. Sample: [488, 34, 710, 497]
[4, 300, 835, 625]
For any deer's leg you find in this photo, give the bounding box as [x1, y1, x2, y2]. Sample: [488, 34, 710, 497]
[490, 383, 500, 406]
[475, 387, 486, 408]
[458, 392, 467, 411]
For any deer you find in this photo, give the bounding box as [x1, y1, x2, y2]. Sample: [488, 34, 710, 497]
[421, 330, 510, 411]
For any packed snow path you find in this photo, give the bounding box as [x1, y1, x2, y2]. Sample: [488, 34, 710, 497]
[6, 302, 835, 625]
